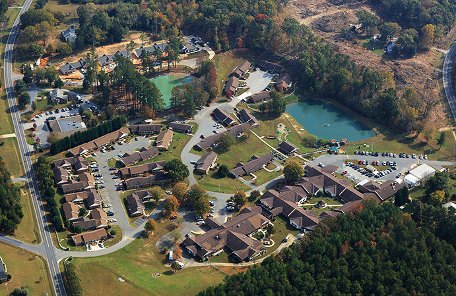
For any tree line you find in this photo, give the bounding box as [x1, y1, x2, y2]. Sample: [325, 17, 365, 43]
[0, 158, 23, 234]
[35, 156, 64, 231]
[199, 202, 456, 295]
[50, 116, 127, 155]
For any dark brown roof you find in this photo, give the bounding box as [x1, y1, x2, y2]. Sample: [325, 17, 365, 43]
[277, 141, 297, 155]
[248, 91, 270, 103]
[129, 124, 162, 134]
[61, 181, 86, 194]
[62, 202, 79, 221]
[156, 129, 173, 150]
[120, 147, 159, 166]
[124, 172, 170, 189]
[230, 152, 274, 177]
[169, 122, 192, 133]
[224, 76, 239, 95]
[196, 152, 218, 172]
[195, 123, 249, 150]
[119, 161, 166, 178]
[72, 217, 99, 230]
[357, 180, 405, 202]
[71, 228, 108, 245]
[126, 193, 145, 216]
[237, 109, 259, 126]
[212, 108, 235, 126]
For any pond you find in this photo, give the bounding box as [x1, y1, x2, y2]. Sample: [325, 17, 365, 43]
[286, 100, 375, 142]
[150, 73, 194, 108]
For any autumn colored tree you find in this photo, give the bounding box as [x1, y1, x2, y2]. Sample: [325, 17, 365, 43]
[283, 160, 304, 184]
[172, 182, 189, 203]
[419, 24, 435, 51]
[163, 195, 179, 218]
[143, 219, 157, 238]
[231, 191, 247, 210]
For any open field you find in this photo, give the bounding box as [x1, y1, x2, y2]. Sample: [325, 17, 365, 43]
[196, 172, 250, 194]
[152, 132, 193, 162]
[69, 220, 244, 296]
[0, 98, 14, 135]
[13, 187, 41, 244]
[212, 50, 250, 97]
[0, 137, 23, 178]
[0, 242, 53, 295]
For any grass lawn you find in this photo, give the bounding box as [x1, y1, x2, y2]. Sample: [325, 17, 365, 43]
[301, 196, 343, 215]
[103, 225, 122, 248]
[217, 133, 271, 167]
[257, 216, 299, 259]
[13, 187, 41, 244]
[213, 49, 249, 97]
[69, 220, 243, 296]
[152, 132, 192, 162]
[119, 189, 161, 226]
[0, 98, 14, 135]
[196, 172, 250, 194]
[0, 242, 53, 295]
[252, 168, 283, 186]
[0, 137, 23, 178]
[359, 37, 385, 56]
[343, 129, 456, 161]
[107, 158, 117, 168]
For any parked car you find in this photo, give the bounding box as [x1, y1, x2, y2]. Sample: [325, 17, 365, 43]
[107, 211, 114, 216]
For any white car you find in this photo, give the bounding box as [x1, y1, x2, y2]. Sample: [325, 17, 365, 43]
[165, 190, 172, 195]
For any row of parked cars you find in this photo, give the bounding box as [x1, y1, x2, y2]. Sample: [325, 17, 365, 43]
[355, 150, 428, 160]
[344, 161, 397, 178]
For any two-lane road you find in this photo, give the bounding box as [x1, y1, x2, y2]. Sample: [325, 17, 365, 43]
[3, 1, 66, 295]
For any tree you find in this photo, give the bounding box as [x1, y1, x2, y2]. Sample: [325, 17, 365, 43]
[14, 80, 27, 94]
[302, 135, 318, 148]
[18, 93, 31, 110]
[249, 190, 261, 202]
[217, 133, 235, 152]
[148, 186, 165, 202]
[231, 191, 247, 210]
[11, 287, 28, 296]
[144, 219, 157, 235]
[419, 24, 435, 51]
[428, 190, 446, 206]
[379, 22, 401, 42]
[164, 159, 189, 182]
[283, 160, 304, 184]
[78, 208, 87, 217]
[163, 195, 179, 218]
[437, 132, 446, 149]
[172, 182, 188, 203]
[193, 192, 210, 217]
[64, 261, 83, 296]
[356, 10, 378, 35]
[217, 164, 230, 177]
[396, 28, 418, 58]
[394, 187, 409, 207]
[0, 0, 7, 19]
[262, 91, 285, 118]
[174, 247, 183, 259]
[54, 78, 64, 89]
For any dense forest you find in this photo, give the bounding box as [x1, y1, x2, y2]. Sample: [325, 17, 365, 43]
[0, 158, 23, 234]
[199, 202, 456, 296]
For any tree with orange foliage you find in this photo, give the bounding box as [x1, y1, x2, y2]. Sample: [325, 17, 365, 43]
[163, 195, 180, 218]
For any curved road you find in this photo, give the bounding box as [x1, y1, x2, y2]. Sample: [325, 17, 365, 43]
[443, 41, 456, 120]
[3, 1, 67, 295]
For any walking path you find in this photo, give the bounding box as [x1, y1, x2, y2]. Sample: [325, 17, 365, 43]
[0, 133, 16, 139]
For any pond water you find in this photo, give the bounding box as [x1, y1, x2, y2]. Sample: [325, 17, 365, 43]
[286, 100, 375, 142]
[150, 73, 194, 108]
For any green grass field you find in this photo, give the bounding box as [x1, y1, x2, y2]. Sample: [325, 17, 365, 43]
[196, 172, 250, 194]
[13, 187, 41, 244]
[213, 50, 249, 97]
[0, 137, 23, 178]
[153, 132, 192, 162]
[70, 220, 242, 296]
[0, 99, 14, 135]
[0, 242, 53, 295]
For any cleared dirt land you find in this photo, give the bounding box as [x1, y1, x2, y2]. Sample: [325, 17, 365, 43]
[287, 0, 451, 130]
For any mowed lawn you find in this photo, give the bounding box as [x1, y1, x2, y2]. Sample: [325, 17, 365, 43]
[71, 221, 240, 296]
[213, 49, 249, 97]
[0, 243, 53, 295]
[13, 187, 41, 244]
[0, 137, 23, 178]
[152, 132, 193, 162]
[0, 99, 14, 135]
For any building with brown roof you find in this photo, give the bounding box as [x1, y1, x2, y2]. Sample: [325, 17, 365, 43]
[194, 124, 249, 151]
[182, 206, 268, 262]
[155, 129, 173, 150]
[169, 122, 192, 134]
[124, 172, 170, 190]
[86, 189, 103, 209]
[63, 202, 80, 221]
[230, 152, 274, 178]
[276, 73, 291, 92]
[118, 161, 166, 179]
[247, 91, 270, 104]
[78, 172, 95, 188]
[53, 157, 89, 173]
[71, 228, 108, 246]
[68, 127, 130, 156]
[53, 166, 69, 185]
[61, 181, 86, 194]
[224, 76, 239, 98]
[129, 124, 162, 135]
[126, 193, 145, 217]
[230, 61, 251, 78]
[91, 208, 109, 228]
[119, 147, 159, 167]
[357, 180, 405, 202]
[195, 152, 218, 174]
[72, 217, 99, 231]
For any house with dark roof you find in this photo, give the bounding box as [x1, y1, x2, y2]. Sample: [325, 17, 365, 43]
[63, 202, 80, 222]
[124, 172, 170, 189]
[129, 124, 162, 135]
[182, 206, 268, 262]
[194, 123, 249, 151]
[277, 141, 297, 155]
[169, 122, 192, 134]
[68, 127, 130, 156]
[0, 257, 9, 283]
[72, 217, 100, 231]
[126, 193, 145, 217]
[212, 108, 235, 126]
[119, 147, 159, 167]
[59, 59, 86, 75]
[61, 26, 76, 43]
[237, 109, 259, 127]
[247, 91, 270, 104]
[98, 54, 115, 67]
[119, 161, 166, 179]
[357, 180, 405, 202]
[276, 73, 291, 92]
[230, 152, 274, 178]
[61, 181, 87, 194]
[196, 152, 218, 174]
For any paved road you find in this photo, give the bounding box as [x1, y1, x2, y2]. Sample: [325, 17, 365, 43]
[443, 41, 456, 120]
[3, 0, 67, 294]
